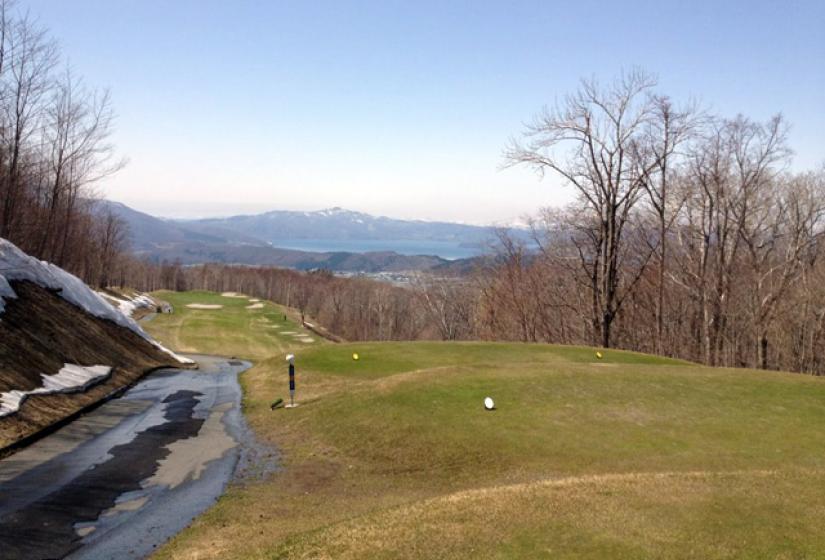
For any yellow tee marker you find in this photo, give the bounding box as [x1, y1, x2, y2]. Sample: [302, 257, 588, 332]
[352, 353, 360, 361]
[595, 351, 604, 360]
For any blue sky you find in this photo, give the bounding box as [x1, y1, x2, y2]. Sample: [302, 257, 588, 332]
[21, 0, 825, 223]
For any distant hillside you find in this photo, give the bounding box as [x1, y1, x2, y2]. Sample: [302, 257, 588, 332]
[94, 201, 266, 251]
[103, 202, 499, 272]
[180, 207, 495, 247]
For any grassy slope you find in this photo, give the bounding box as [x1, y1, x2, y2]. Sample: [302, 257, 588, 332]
[146, 291, 825, 559]
[147, 290, 317, 360]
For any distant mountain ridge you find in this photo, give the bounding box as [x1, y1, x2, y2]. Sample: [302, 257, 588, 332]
[99, 202, 502, 273]
[177, 207, 495, 247]
[97, 201, 265, 250]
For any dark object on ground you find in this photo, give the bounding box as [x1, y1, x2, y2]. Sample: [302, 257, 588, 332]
[302, 320, 345, 343]
[270, 398, 284, 410]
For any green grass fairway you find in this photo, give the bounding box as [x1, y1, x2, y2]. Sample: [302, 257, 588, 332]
[146, 290, 320, 360]
[146, 293, 825, 559]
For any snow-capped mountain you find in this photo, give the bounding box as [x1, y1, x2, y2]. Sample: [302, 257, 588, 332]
[178, 207, 496, 245]
[102, 202, 532, 271]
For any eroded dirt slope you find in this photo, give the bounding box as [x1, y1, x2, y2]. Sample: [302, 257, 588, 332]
[0, 281, 177, 450]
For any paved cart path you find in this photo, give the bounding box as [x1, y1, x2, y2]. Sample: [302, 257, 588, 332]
[0, 355, 265, 560]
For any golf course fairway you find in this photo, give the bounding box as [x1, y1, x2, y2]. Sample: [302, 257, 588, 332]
[145, 291, 825, 559]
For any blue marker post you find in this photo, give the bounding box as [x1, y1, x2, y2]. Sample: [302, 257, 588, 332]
[286, 354, 297, 408]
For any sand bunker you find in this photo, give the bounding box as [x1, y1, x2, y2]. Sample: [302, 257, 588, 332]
[186, 303, 223, 310]
[221, 292, 248, 298]
[246, 303, 264, 309]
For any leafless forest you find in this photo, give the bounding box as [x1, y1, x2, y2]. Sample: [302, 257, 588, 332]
[1, 8, 823, 376]
[0, 2, 126, 288]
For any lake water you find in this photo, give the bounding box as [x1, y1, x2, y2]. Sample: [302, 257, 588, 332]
[269, 239, 485, 260]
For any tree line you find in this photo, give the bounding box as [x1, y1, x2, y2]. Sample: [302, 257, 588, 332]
[493, 69, 825, 373]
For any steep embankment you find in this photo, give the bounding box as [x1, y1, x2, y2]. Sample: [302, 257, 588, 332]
[0, 239, 191, 450]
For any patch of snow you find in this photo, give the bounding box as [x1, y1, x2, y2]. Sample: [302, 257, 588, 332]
[186, 303, 223, 309]
[117, 294, 155, 317]
[0, 275, 14, 313]
[151, 341, 194, 365]
[0, 364, 112, 418]
[0, 239, 139, 331]
[0, 238, 192, 365]
[246, 303, 264, 309]
[315, 207, 352, 217]
[98, 291, 156, 318]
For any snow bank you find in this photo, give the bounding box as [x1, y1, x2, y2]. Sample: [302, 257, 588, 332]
[0, 364, 112, 417]
[0, 238, 193, 365]
[99, 292, 156, 318]
[151, 341, 193, 364]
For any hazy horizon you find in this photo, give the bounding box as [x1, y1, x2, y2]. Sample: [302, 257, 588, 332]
[21, 0, 825, 223]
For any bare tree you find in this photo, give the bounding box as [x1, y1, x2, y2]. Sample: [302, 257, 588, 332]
[0, 10, 56, 238]
[95, 205, 128, 288]
[414, 273, 474, 340]
[505, 69, 663, 347]
[740, 171, 825, 368]
[636, 96, 701, 353]
[38, 70, 122, 263]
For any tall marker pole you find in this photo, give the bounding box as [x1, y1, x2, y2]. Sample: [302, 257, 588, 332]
[286, 354, 297, 408]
